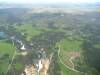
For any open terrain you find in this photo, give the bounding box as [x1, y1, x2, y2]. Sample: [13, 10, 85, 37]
[0, 8, 100, 75]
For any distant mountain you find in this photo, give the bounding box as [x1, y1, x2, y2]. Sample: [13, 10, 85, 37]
[0, 2, 100, 8]
[41, 2, 100, 8]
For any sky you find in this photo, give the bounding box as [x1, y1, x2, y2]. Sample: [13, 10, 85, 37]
[0, 0, 100, 4]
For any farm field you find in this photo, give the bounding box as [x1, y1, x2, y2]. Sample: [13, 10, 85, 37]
[0, 40, 16, 74]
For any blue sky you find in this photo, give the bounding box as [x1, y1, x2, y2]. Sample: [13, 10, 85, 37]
[0, 0, 100, 4]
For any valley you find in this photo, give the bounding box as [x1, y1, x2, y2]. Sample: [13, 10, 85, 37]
[0, 8, 100, 75]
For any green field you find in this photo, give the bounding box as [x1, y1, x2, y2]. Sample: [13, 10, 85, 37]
[0, 41, 16, 73]
[93, 44, 100, 49]
[56, 38, 84, 75]
[0, 41, 15, 57]
[15, 24, 65, 41]
[59, 63, 82, 75]
[15, 24, 44, 41]
[14, 62, 24, 71]
[56, 38, 83, 51]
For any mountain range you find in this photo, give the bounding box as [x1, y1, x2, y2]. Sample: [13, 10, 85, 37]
[0, 2, 100, 8]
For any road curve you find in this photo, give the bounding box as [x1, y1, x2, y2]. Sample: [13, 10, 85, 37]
[57, 46, 84, 74]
